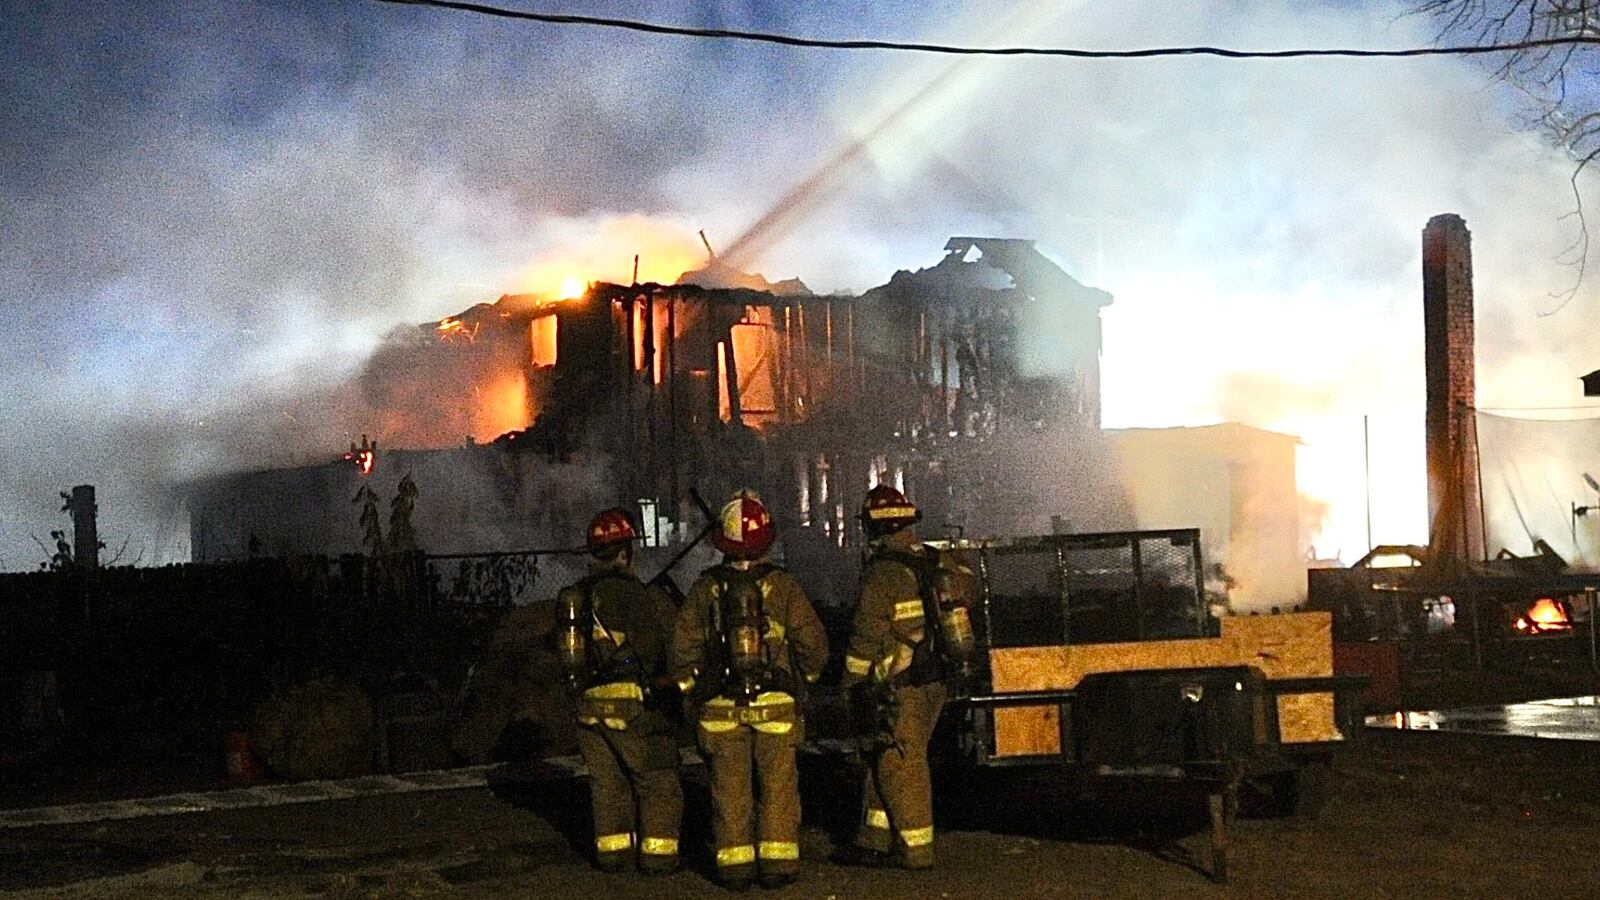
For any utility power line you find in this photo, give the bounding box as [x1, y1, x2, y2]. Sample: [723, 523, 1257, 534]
[370, 0, 1600, 61]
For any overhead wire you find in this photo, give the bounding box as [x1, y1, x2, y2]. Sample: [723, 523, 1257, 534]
[369, 0, 1600, 61]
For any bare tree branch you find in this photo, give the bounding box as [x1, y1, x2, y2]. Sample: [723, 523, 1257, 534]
[1421, 0, 1600, 312]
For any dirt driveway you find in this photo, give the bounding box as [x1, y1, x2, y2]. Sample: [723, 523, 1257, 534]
[3, 728, 1598, 899]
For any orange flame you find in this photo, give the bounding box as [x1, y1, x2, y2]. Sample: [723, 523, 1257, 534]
[470, 372, 530, 440]
[531, 314, 558, 368]
[511, 215, 706, 302]
[436, 316, 478, 343]
[343, 436, 377, 475]
[1514, 597, 1571, 634]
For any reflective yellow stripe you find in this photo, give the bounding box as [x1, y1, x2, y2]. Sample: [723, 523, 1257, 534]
[717, 844, 756, 867]
[584, 681, 644, 701]
[700, 696, 737, 732]
[592, 625, 626, 644]
[641, 836, 679, 856]
[867, 505, 918, 520]
[865, 808, 890, 830]
[900, 825, 934, 847]
[893, 600, 924, 621]
[845, 655, 872, 675]
[677, 676, 696, 693]
[753, 690, 795, 733]
[700, 693, 795, 732]
[766, 619, 786, 642]
[758, 841, 799, 860]
[596, 832, 634, 852]
[580, 681, 643, 730]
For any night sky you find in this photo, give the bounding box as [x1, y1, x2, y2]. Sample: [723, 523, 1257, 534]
[2, 0, 1596, 570]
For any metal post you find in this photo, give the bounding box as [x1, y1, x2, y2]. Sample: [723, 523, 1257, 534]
[1471, 589, 1484, 672]
[1055, 543, 1072, 645]
[1588, 586, 1598, 674]
[644, 291, 657, 494]
[667, 295, 679, 522]
[1208, 791, 1229, 884]
[1363, 415, 1373, 554]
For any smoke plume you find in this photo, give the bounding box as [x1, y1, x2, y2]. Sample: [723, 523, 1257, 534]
[3, 0, 1598, 576]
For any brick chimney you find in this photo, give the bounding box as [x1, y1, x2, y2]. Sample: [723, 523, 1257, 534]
[63, 484, 99, 569]
[1421, 214, 1482, 564]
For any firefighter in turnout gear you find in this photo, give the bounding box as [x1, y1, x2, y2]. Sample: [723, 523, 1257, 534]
[560, 508, 684, 874]
[671, 492, 829, 890]
[841, 485, 974, 870]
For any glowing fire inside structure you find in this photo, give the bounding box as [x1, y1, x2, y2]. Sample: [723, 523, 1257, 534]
[1514, 597, 1572, 635]
[189, 235, 1305, 605]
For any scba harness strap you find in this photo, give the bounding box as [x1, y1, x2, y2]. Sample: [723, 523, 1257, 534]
[569, 573, 650, 729]
[702, 563, 795, 701]
[873, 548, 946, 688]
[574, 572, 645, 684]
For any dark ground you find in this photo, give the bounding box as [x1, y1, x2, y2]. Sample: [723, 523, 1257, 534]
[5, 667, 1600, 898]
[4, 730, 1600, 898]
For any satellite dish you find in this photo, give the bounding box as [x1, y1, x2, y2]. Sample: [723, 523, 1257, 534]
[1585, 473, 1600, 493]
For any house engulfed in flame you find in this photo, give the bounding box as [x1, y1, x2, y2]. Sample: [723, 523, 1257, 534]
[187, 237, 1302, 607]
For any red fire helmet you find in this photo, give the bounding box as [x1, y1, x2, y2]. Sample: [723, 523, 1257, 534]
[860, 484, 921, 534]
[712, 491, 775, 559]
[586, 508, 638, 554]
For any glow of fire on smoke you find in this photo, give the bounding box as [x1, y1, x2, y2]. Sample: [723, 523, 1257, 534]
[511, 216, 707, 302]
[471, 372, 530, 442]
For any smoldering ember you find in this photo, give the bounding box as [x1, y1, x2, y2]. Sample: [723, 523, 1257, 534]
[4, 3, 1600, 899]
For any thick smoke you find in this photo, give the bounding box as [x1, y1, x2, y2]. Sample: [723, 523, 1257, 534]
[724, 0, 1600, 563]
[0, 1, 907, 569]
[3, 0, 1598, 574]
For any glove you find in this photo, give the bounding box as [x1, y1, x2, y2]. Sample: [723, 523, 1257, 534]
[848, 682, 891, 746]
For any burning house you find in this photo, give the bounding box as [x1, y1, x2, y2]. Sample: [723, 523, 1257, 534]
[188, 237, 1302, 607]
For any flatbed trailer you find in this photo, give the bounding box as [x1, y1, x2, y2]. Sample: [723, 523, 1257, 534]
[811, 527, 1364, 882]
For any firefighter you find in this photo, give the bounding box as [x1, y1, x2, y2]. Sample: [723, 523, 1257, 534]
[671, 491, 829, 890]
[841, 485, 975, 870]
[557, 508, 684, 874]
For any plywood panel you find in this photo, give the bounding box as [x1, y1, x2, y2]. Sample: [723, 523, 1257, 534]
[1277, 693, 1341, 744]
[992, 706, 1062, 757]
[986, 612, 1338, 752]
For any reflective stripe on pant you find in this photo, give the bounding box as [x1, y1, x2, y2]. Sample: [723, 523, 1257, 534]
[856, 681, 946, 868]
[700, 717, 804, 879]
[576, 710, 684, 872]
